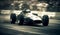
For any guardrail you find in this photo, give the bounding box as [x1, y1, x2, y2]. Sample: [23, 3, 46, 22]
[0, 10, 60, 19]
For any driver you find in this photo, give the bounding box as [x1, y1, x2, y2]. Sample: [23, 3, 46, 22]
[17, 9, 30, 25]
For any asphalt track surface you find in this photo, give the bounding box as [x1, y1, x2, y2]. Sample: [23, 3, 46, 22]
[0, 15, 60, 35]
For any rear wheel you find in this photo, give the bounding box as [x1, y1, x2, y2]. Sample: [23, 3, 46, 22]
[42, 15, 49, 26]
[18, 15, 24, 25]
[10, 13, 16, 24]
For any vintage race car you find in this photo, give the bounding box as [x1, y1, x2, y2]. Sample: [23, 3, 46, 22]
[10, 9, 49, 26]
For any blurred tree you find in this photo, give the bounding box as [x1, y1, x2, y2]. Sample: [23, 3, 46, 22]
[38, 0, 60, 12]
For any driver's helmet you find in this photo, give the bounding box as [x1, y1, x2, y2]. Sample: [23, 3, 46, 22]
[22, 9, 30, 13]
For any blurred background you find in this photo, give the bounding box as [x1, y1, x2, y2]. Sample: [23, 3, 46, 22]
[0, 0, 60, 22]
[0, 0, 60, 35]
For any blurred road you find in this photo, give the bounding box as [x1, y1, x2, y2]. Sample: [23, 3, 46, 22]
[0, 15, 60, 35]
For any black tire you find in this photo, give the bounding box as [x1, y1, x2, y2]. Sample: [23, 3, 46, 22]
[18, 15, 24, 25]
[10, 13, 16, 24]
[42, 15, 49, 26]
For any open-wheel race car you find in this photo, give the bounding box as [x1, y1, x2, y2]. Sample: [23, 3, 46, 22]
[10, 9, 49, 26]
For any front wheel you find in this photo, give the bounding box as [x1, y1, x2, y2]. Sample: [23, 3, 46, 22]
[42, 15, 49, 26]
